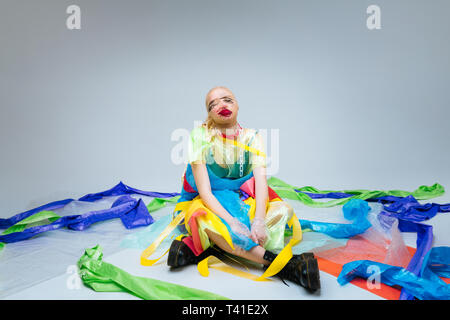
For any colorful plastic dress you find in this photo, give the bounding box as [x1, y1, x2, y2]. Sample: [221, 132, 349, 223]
[172, 125, 298, 256]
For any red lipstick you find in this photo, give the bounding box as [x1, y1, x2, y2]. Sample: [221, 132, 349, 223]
[218, 108, 232, 117]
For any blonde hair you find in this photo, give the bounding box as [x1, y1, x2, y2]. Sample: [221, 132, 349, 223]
[203, 86, 235, 130]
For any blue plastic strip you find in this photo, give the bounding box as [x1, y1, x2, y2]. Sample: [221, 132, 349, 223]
[299, 199, 372, 239]
[337, 247, 450, 300]
[0, 196, 154, 244]
[0, 182, 177, 230]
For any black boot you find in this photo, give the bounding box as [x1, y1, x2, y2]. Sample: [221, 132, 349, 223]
[263, 250, 320, 292]
[167, 237, 225, 268]
[293, 252, 315, 262]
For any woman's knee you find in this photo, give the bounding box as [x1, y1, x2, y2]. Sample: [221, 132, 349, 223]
[265, 201, 293, 227]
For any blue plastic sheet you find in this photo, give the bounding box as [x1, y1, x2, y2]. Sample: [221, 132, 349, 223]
[78, 181, 179, 202]
[398, 220, 434, 300]
[378, 195, 449, 222]
[337, 247, 450, 300]
[298, 190, 449, 222]
[0, 196, 153, 244]
[0, 199, 73, 229]
[299, 199, 372, 239]
[421, 247, 450, 281]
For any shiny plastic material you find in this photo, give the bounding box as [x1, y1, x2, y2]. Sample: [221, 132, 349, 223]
[0, 181, 178, 229]
[267, 177, 446, 207]
[0, 196, 153, 244]
[78, 245, 229, 300]
[298, 199, 372, 239]
[337, 246, 450, 300]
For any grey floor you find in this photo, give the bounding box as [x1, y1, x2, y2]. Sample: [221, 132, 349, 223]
[1, 191, 449, 300]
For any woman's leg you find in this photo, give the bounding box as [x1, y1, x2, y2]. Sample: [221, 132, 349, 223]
[205, 229, 270, 265]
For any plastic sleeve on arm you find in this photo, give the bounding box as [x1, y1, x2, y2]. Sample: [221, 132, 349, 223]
[188, 126, 210, 164]
[250, 131, 266, 169]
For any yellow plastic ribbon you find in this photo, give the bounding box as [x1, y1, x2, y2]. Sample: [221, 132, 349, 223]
[140, 212, 186, 266]
[177, 198, 235, 251]
[141, 198, 235, 266]
[198, 256, 272, 282]
[221, 136, 267, 157]
[194, 196, 303, 282]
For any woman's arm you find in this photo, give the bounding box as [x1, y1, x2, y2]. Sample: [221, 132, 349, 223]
[191, 163, 235, 224]
[253, 166, 268, 219]
[251, 166, 269, 245]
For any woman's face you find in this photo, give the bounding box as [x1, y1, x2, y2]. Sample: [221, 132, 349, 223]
[205, 88, 239, 126]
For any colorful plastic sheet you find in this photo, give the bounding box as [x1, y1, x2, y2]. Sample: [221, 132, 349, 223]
[337, 247, 450, 300]
[0, 196, 142, 298]
[0, 196, 152, 244]
[267, 177, 445, 207]
[397, 220, 434, 300]
[299, 199, 372, 239]
[0, 181, 178, 229]
[179, 163, 259, 251]
[78, 244, 229, 300]
[301, 190, 450, 223]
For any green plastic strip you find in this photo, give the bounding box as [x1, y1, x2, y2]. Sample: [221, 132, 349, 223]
[0, 210, 61, 251]
[77, 244, 229, 300]
[267, 177, 445, 208]
[147, 196, 180, 213]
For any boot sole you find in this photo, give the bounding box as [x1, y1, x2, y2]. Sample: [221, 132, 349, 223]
[167, 239, 183, 268]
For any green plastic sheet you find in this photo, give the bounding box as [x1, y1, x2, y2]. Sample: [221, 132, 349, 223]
[77, 245, 229, 300]
[147, 196, 180, 213]
[267, 177, 445, 208]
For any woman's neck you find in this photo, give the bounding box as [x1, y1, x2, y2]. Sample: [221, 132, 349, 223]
[215, 122, 241, 138]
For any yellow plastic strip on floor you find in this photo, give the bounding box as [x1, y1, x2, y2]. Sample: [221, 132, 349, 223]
[197, 256, 272, 282]
[140, 212, 185, 266]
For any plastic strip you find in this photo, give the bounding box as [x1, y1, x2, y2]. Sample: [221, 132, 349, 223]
[78, 244, 229, 300]
[267, 177, 445, 208]
[337, 247, 450, 300]
[298, 199, 372, 239]
[0, 182, 178, 230]
[0, 196, 153, 244]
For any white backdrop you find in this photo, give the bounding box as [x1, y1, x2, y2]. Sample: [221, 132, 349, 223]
[1, 0, 449, 218]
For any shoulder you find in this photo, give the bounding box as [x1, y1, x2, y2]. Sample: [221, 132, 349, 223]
[190, 125, 207, 138]
[189, 125, 213, 144]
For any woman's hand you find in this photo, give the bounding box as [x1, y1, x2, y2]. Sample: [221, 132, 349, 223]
[228, 218, 252, 238]
[251, 217, 267, 246]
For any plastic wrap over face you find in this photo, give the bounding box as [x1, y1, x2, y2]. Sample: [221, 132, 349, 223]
[0, 194, 158, 298]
